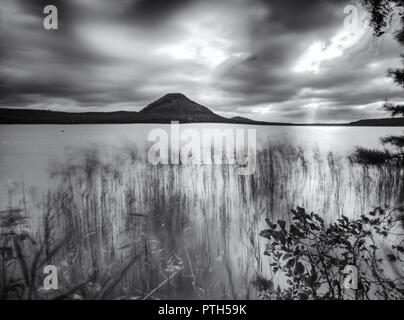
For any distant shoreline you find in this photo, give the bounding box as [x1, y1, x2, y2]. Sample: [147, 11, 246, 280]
[2, 93, 404, 127]
[1, 107, 403, 127]
[1, 120, 403, 127]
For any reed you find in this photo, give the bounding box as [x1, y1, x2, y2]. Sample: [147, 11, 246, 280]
[1, 142, 403, 299]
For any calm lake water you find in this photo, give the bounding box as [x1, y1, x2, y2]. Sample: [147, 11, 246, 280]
[1, 124, 402, 187]
[1, 124, 403, 299]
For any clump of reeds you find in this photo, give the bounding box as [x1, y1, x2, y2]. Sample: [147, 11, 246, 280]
[2, 141, 403, 299]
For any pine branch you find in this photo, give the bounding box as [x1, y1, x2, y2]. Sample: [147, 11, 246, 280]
[388, 68, 404, 88]
[380, 134, 404, 148]
[383, 102, 404, 117]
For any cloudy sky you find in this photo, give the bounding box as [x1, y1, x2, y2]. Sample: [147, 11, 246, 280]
[1, 0, 404, 123]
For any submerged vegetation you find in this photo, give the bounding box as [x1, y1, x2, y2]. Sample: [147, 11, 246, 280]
[0, 205, 141, 300]
[1, 142, 403, 300]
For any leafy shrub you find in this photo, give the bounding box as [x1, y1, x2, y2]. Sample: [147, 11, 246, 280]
[259, 207, 404, 300]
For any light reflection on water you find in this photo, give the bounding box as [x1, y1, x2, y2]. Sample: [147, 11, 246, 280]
[0, 124, 403, 299]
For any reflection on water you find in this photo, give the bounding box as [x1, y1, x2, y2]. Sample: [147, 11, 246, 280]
[0, 125, 403, 299]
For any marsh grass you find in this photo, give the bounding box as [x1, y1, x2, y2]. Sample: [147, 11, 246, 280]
[1, 142, 403, 299]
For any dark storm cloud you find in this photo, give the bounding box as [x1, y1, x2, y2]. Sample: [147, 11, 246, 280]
[210, 0, 404, 121]
[0, 0, 206, 109]
[259, 0, 346, 32]
[1, 0, 404, 121]
[124, 0, 194, 25]
[211, 0, 355, 105]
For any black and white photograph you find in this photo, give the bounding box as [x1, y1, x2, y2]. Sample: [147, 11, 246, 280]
[1, 0, 404, 308]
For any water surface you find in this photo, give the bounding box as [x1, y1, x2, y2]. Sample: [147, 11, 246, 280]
[0, 124, 403, 299]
